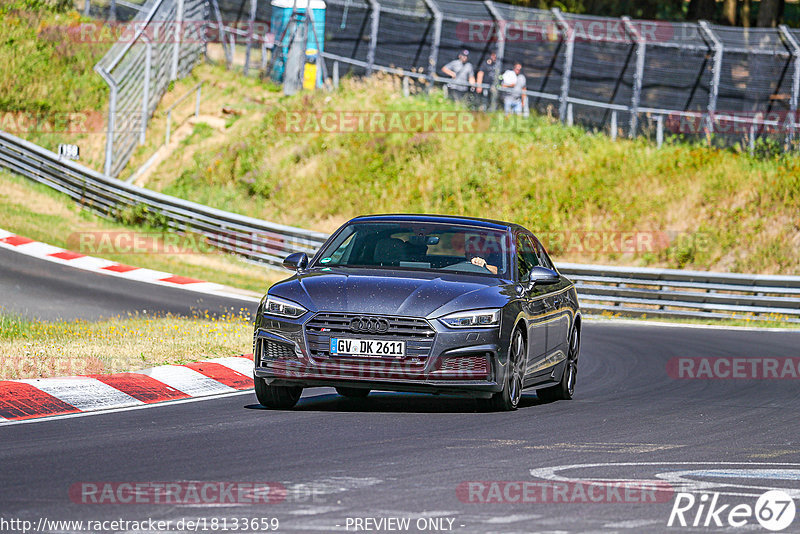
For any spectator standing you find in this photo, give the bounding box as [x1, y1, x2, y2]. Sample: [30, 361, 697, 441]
[441, 49, 476, 102]
[502, 62, 526, 116]
[476, 50, 499, 110]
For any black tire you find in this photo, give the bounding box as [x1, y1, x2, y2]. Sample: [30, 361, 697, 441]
[335, 387, 370, 398]
[254, 375, 302, 409]
[537, 325, 579, 402]
[480, 328, 526, 412]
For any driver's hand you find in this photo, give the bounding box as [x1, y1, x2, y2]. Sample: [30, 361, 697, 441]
[470, 257, 487, 268]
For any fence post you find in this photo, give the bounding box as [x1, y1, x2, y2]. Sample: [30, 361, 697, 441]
[83, 0, 90, 17]
[699, 21, 722, 135]
[210, 0, 232, 68]
[423, 0, 442, 90]
[140, 35, 152, 145]
[109, 0, 116, 21]
[95, 67, 117, 177]
[243, 0, 257, 75]
[171, 0, 185, 81]
[552, 8, 574, 123]
[366, 0, 381, 75]
[484, 1, 506, 112]
[622, 16, 645, 138]
[779, 25, 799, 144]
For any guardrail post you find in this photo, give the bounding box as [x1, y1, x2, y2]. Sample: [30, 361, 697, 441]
[423, 0, 442, 90]
[366, 0, 381, 75]
[484, 1, 506, 112]
[566, 103, 573, 126]
[622, 16, 645, 138]
[656, 114, 664, 147]
[699, 21, 722, 135]
[171, 0, 185, 81]
[140, 35, 152, 145]
[243, 0, 257, 75]
[166, 110, 172, 145]
[779, 25, 799, 144]
[552, 8, 574, 123]
[402, 76, 410, 96]
[333, 60, 340, 89]
[195, 84, 201, 117]
[611, 110, 617, 140]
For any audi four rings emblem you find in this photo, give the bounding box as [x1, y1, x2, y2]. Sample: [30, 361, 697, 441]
[349, 317, 390, 333]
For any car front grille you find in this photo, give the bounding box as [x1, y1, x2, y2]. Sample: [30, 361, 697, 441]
[439, 355, 489, 374]
[305, 312, 435, 360]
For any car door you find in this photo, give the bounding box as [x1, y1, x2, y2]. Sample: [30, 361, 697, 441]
[515, 233, 548, 380]
[534, 236, 571, 358]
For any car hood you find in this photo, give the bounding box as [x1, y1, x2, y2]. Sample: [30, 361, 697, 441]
[269, 267, 511, 318]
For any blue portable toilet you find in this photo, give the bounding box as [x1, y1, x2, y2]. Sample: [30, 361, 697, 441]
[270, 0, 326, 87]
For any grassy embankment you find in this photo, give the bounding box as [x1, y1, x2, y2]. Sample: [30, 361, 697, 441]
[140, 73, 799, 276]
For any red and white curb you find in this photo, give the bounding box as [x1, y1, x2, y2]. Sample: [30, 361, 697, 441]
[0, 228, 260, 303]
[0, 354, 255, 423]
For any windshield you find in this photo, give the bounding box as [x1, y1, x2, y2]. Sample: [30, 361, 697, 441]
[314, 222, 510, 277]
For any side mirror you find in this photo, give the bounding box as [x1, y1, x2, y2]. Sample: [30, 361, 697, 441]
[525, 266, 559, 287]
[282, 252, 308, 271]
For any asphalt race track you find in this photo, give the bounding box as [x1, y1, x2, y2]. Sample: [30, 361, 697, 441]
[0, 247, 259, 320]
[2, 252, 800, 533]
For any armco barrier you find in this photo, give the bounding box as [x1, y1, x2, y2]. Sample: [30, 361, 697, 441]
[1, 128, 798, 324]
[0, 130, 327, 266]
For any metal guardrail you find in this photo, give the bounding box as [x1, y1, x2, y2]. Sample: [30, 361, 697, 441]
[1, 128, 798, 324]
[0, 130, 327, 266]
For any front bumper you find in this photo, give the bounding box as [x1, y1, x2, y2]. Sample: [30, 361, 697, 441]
[253, 313, 505, 398]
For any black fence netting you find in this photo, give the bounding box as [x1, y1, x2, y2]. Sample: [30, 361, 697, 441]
[206, 0, 800, 146]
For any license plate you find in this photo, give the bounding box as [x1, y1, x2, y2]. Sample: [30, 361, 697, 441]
[330, 338, 405, 358]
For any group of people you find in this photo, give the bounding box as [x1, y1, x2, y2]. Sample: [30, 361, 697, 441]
[441, 49, 527, 115]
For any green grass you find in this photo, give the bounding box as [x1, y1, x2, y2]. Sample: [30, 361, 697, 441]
[0, 169, 285, 293]
[143, 74, 799, 275]
[0, 310, 253, 379]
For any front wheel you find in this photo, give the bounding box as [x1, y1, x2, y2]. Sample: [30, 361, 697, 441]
[537, 325, 579, 402]
[254, 375, 302, 409]
[481, 328, 525, 411]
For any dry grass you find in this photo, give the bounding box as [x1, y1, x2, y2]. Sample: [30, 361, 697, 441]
[0, 311, 253, 379]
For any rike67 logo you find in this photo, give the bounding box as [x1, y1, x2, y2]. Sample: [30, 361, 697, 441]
[668, 490, 796, 531]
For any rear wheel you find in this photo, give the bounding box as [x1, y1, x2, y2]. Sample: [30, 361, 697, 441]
[481, 328, 525, 412]
[335, 387, 370, 398]
[537, 325, 579, 402]
[254, 375, 302, 409]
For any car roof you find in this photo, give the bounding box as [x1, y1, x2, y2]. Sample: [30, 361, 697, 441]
[348, 214, 523, 232]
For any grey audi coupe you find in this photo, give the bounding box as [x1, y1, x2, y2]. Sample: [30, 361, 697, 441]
[252, 214, 581, 411]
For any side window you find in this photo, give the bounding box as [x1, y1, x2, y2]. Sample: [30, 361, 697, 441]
[532, 237, 555, 270]
[516, 234, 539, 280]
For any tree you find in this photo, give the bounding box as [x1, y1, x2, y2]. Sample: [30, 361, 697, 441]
[686, 0, 716, 21]
[756, 0, 784, 27]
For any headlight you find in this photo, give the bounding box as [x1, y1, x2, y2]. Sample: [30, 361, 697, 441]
[263, 295, 307, 318]
[439, 309, 500, 328]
